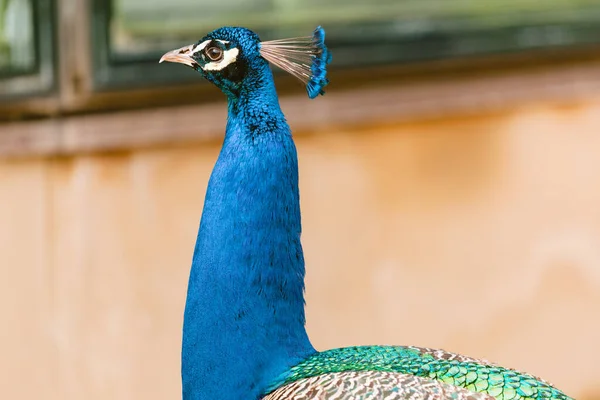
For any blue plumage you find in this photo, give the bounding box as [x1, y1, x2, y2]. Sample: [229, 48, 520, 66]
[161, 27, 318, 399]
[307, 27, 332, 98]
[258, 26, 331, 98]
[160, 26, 572, 400]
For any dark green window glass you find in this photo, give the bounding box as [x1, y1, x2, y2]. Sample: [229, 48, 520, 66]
[0, 0, 36, 74]
[94, 0, 600, 89]
[0, 0, 54, 99]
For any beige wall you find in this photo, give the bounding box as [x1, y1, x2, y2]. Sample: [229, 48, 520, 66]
[2, 97, 600, 399]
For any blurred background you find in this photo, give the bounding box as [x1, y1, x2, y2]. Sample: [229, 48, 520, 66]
[2, 0, 600, 399]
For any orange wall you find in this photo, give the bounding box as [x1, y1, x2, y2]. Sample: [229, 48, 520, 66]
[1, 98, 600, 399]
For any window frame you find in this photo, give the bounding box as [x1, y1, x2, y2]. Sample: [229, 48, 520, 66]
[0, 0, 56, 101]
[90, 0, 600, 90]
[2, 0, 600, 120]
[90, 0, 200, 91]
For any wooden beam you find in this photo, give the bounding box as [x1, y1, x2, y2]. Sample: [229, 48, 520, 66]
[2, 58, 600, 158]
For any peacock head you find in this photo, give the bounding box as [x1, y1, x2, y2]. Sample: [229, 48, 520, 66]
[159, 26, 331, 99]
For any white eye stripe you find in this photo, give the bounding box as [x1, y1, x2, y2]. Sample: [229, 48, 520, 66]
[201, 48, 239, 71]
[191, 39, 230, 55]
[191, 40, 211, 55]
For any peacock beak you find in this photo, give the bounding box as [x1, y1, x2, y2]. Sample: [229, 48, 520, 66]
[159, 44, 198, 68]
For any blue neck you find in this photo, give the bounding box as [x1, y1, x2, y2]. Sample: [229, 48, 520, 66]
[182, 63, 315, 400]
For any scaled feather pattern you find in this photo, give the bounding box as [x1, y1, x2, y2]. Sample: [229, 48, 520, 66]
[265, 371, 495, 400]
[266, 346, 572, 400]
[159, 26, 573, 400]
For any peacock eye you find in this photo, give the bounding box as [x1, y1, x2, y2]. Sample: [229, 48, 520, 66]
[205, 46, 223, 62]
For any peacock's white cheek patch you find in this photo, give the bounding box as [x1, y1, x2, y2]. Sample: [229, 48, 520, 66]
[202, 48, 240, 71]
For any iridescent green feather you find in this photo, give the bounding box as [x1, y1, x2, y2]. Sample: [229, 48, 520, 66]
[266, 346, 572, 400]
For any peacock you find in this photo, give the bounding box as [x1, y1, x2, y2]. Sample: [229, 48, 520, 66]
[159, 26, 573, 400]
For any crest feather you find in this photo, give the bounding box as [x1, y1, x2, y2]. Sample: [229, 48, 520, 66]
[260, 26, 331, 99]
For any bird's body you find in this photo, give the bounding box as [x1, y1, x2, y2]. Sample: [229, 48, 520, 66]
[266, 346, 570, 400]
[265, 370, 496, 400]
[159, 27, 573, 400]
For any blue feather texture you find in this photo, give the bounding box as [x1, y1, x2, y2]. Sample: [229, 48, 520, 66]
[159, 26, 572, 400]
[160, 27, 316, 400]
[307, 26, 332, 98]
[259, 26, 331, 98]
